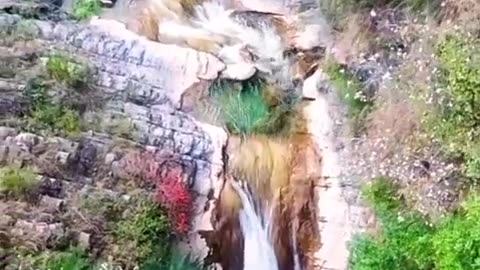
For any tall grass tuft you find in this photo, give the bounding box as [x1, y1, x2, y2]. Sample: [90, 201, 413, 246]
[209, 79, 296, 136]
[211, 80, 270, 136]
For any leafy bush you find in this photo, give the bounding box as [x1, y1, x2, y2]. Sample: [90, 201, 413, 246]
[115, 199, 172, 264]
[426, 35, 480, 181]
[432, 196, 480, 270]
[73, 0, 102, 20]
[46, 54, 91, 88]
[0, 166, 38, 197]
[350, 177, 480, 270]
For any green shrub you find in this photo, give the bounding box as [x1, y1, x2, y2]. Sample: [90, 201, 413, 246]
[326, 63, 373, 134]
[115, 199, 172, 264]
[350, 177, 480, 270]
[23, 78, 81, 135]
[218, 86, 270, 135]
[37, 248, 91, 270]
[46, 54, 91, 88]
[56, 109, 81, 134]
[30, 105, 81, 135]
[23, 78, 49, 109]
[426, 35, 480, 181]
[0, 166, 38, 197]
[361, 177, 401, 215]
[73, 0, 102, 20]
[432, 196, 480, 270]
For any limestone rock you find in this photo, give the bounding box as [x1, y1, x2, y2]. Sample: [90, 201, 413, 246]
[218, 44, 253, 64]
[104, 153, 117, 165]
[220, 63, 257, 80]
[55, 151, 69, 165]
[0, 127, 16, 141]
[78, 232, 91, 250]
[40, 196, 64, 211]
[88, 18, 225, 105]
[67, 139, 97, 177]
[14, 133, 42, 150]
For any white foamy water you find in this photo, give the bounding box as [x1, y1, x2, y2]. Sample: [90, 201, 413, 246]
[231, 181, 279, 270]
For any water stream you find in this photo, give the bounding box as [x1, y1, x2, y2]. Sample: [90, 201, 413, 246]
[231, 181, 280, 270]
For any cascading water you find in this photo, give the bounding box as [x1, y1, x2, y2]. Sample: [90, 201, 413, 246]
[128, 1, 326, 268]
[231, 181, 280, 270]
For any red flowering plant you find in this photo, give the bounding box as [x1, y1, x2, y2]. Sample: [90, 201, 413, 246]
[123, 151, 193, 235]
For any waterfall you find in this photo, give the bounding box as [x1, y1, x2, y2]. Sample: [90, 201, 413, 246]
[231, 181, 280, 270]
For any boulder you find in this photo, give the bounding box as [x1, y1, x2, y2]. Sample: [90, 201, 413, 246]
[220, 63, 256, 80]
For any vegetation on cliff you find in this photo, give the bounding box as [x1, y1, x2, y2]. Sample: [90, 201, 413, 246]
[351, 177, 480, 270]
[325, 0, 480, 269]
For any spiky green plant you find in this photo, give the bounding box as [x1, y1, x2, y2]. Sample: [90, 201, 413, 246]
[221, 89, 271, 135]
[211, 80, 273, 135]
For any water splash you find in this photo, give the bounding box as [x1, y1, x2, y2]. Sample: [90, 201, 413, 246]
[231, 181, 279, 270]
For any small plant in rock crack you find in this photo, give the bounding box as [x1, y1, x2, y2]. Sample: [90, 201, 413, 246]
[0, 166, 38, 198]
[23, 78, 82, 135]
[73, 0, 102, 20]
[46, 54, 91, 89]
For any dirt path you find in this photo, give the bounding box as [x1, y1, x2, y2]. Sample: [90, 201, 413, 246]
[303, 69, 369, 270]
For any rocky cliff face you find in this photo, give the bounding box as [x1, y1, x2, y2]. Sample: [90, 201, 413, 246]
[0, 1, 229, 267]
